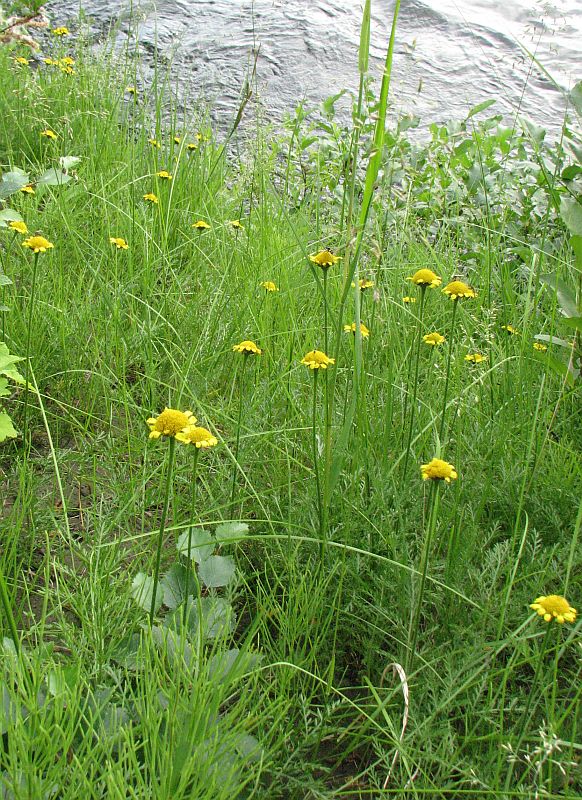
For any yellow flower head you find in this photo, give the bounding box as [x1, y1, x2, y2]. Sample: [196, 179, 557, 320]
[233, 340, 262, 356]
[59, 57, 75, 66]
[402, 296, 417, 304]
[147, 408, 196, 440]
[110, 237, 129, 250]
[13, 56, 30, 66]
[343, 322, 370, 338]
[229, 219, 244, 230]
[465, 353, 487, 364]
[148, 138, 161, 148]
[8, 220, 28, 235]
[260, 281, 278, 292]
[309, 250, 341, 269]
[530, 595, 577, 624]
[173, 136, 181, 144]
[502, 324, 519, 336]
[192, 220, 211, 230]
[187, 142, 198, 151]
[423, 332, 445, 346]
[43, 58, 57, 66]
[156, 170, 172, 180]
[407, 269, 441, 288]
[22, 236, 54, 254]
[176, 426, 218, 448]
[351, 278, 375, 291]
[41, 129, 58, 140]
[126, 86, 137, 95]
[301, 350, 335, 370]
[143, 193, 159, 204]
[420, 458, 458, 483]
[52, 27, 70, 36]
[533, 342, 547, 352]
[20, 185, 35, 195]
[442, 280, 477, 300]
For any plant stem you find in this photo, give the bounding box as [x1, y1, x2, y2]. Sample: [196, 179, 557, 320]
[311, 370, 324, 561]
[184, 447, 200, 625]
[230, 356, 249, 509]
[0, 563, 20, 656]
[21, 251, 39, 449]
[402, 287, 426, 478]
[150, 436, 176, 624]
[438, 298, 458, 446]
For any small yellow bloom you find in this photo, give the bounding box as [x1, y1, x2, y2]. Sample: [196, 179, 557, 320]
[260, 281, 278, 292]
[20, 185, 35, 195]
[41, 129, 58, 140]
[192, 220, 211, 230]
[110, 237, 129, 250]
[301, 350, 335, 370]
[8, 220, 28, 235]
[187, 142, 198, 151]
[407, 269, 441, 288]
[423, 332, 445, 346]
[126, 86, 137, 95]
[148, 138, 161, 149]
[351, 278, 375, 291]
[343, 322, 370, 338]
[173, 136, 182, 144]
[502, 324, 519, 336]
[59, 57, 75, 66]
[156, 170, 172, 180]
[233, 340, 262, 355]
[176, 426, 218, 448]
[143, 193, 159, 204]
[147, 408, 196, 440]
[43, 58, 57, 66]
[13, 57, 30, 66]
[530, 595, 577, 624]
[420, 458, 458, 483]
[402, 296, 417, 304]
[465, 353, 487, 364]
[229, 219, 244, 230]
[309, 250, 341, 269]
[22, 236, 54, 254]
[533, 342, 547, 352]
[52, 27, 70, 36]
[442, 280, 477, 300]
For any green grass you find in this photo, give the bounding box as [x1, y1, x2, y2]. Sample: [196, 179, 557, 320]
[0, 10, 581, 799]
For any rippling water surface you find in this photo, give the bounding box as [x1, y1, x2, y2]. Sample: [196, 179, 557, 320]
[48, 0, 581, 131]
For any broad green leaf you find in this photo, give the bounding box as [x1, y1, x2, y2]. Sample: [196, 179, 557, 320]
[0, 377, 9, 398]
[161, 563, 197, 609]
[560, 316, 582, 332]
[0, 275, 12, 287]
[540, 274, 578, 318]
[176, 527, 214, 562]
[467, 98, 496, 119]
[208, 648, 261, 684]
[0, 343, 25, 384]
[131, 572, 161, 613]
[0, 412, 18, 442]
[561, 165, 582, 181]
[519, 116, 546, 145]
[198, 555, 236, 588]
[535, 334, 572, 348]
[534, 352, 575, 386]
[0, 209, 24, 228]
[0, 170, 29, 199]
[560, 196, 582, 237]
[570, 235, 582, 271]
[570, 80, 582, 117]
[215, 521, 248, 544]
[59, 156, 81, 170]
[174, 596, 234, 640]
[36, 168, 72, 186]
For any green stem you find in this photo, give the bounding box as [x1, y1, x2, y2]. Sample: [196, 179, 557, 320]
[150, 436, 176, 624]
[230, 356, 248, 508]
[0, 563, 20, 656]
[311, 370, 324, 561]
[438, 299, 458, 446]
[402, 287, 426, 478]
[184, 447, 200, 625]
[21, 251, 39, 449]
[407, 479, 441, 672]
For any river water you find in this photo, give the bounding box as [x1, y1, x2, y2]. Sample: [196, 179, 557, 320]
[48, 0, 581, 132]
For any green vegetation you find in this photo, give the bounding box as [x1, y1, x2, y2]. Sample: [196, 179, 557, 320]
[0, 5, 581, 798]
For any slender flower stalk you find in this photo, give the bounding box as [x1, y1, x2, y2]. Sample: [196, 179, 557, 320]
[150, 436, 176, 624]
[438, 298, 458, 445]
[311, 369, 324, 557]
[230, 341, 262, 507]
[0, 564, 20, 656]
[402, 287, 426, 477]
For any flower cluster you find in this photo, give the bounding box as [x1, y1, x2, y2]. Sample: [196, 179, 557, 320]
[147, 408, 217, 449]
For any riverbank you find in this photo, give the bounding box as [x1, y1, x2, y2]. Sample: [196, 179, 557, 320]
[0, 11, 581, 800]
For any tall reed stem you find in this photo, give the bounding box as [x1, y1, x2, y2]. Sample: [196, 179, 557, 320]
[311, 370, 325, 562]
[150, 436, 176, 624]
[184, 447, 200, 625]
[230, 356, 249, 508]
[0, 564, 20, 656]
[438, 299, 458, 445]
[402, 287, 426, 478]
[21, 251, 39, 448]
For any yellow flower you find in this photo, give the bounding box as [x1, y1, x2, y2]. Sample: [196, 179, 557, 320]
[229, 219, 244, 230]
[20, 185, 35, 195]
[423, 332, 445, 346]
[309, 250, 341, 269]
[343, 322, 370, 338]
[12, 57, 30, 66]
[176, 426, 218, 448]
[420, 458, 458, 483]
[148, 138, 161, 148]
[52, 27, 70, 36]
[60, 57, 75, 66]
[173, 136, 181, 144]
[502, 324, 519, 336]
[530, 595, 577, 624]
[43, 58, 57, 66]
[110, 237, 129, 250]
[41, 129, 58, 140]
[22, 236, 54, 254]
[8, 220, 28, 235]
[402, 296, 417, 304]
[442, 280, 477, 300]
[533, 342, 547, 352]
[156, 170, 172, 180]
[351, 278, 375, 291]
[465, 353, 487, 364]
[192, 220, 211, 230]
[301, 350, 335, 370]
[187, 142, 198, 151]
[233, 340, 262, 355]
[126, 86, 137, 95]
[260, 281, 278, 292]
[143, 193, 159, 204]
[407, 269, 441, 288]
[147, 408, 197, 440]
